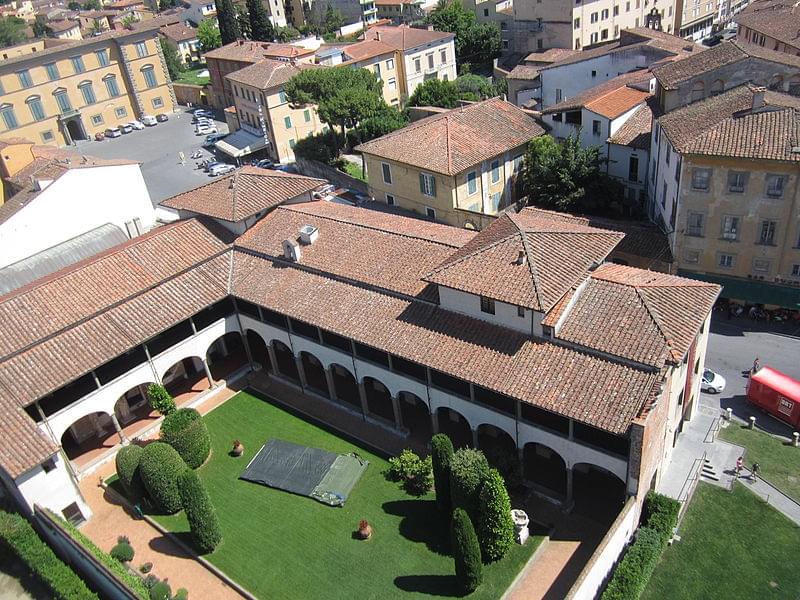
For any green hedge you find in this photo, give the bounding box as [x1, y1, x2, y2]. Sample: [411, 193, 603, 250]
[0, 510, 98, 600]
[139, 442, 186, 514]
[602, 493, 681, 600]
[177, 469, 222, 553]
[115, 445, 146, 502]
[431, 434, 454, 513]
[449, 448, 490, 521]
[160, 408, 211, 469]
[56, 512, 149, 599]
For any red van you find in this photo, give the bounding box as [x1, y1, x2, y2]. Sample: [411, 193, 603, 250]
[746, 366, 800, 428]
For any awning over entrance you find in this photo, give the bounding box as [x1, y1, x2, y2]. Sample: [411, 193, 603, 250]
[215, 129, 269, 158]
[678, 270, 800, 309]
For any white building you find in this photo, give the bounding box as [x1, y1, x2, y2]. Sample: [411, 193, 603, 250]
[0, 139, 155, 269]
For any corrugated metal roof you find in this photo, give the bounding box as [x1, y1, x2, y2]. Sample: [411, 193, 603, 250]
[0, 223, 128, 295]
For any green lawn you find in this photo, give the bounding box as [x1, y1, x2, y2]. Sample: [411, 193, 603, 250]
[152, 392, 540, 599]
[340, 160, 367, 181]
[719, 424, 800, 504]
[642, 482, 800, 600]
[174, 67, 210, 86]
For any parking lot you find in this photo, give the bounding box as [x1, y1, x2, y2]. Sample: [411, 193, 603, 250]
[75, 106, 230, 206]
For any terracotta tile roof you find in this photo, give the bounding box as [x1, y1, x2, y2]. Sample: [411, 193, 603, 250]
[341, 40, 396, 61]
[232, 251, 659, 434]
[543, 69, 652, 114]
[658, 84, 800, 161]
[735, 0, 800, 50]
[557, 263, 720, 366]
[236, 201, 474, 299]
[224, 58, 319, 90]
[585, 85, 651, 119]
[361, 25, 453, 50]
[355, 98, 545, 175]
[508, 64, 541, 81]
[204, 40, 314, 62]
[373, 0, 419, 5]
[159, 22, 197, 42]
[652, 40, 800, 89]
[424, 209, 623, 312]
[161, 166, 327, 222]
[47, 19, 80, 32]
[608, 103, 652, 150]
[0, 137, 34, 148]
[524, 48, 578, 64]
[0, 400, 57, 478]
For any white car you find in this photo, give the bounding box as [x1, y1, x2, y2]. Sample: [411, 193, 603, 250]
[196, 126, 218, 135]
[702, 369, 726, 394]
[128, 120, 145, 130]
[209, 163, 235, 176]
[104, 127, 121, 138]
[202, 133, 225, 147]
[141, 115, 157, 126]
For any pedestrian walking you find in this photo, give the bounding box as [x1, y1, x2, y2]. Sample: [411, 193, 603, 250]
[752, 357, 760, 374]
[735, 456, 744, 478]
[752, 462, 760, 481]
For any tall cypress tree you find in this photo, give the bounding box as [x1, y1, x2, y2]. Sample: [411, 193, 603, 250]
[247, 0, 274, 41]
[215, 0, 241, 45]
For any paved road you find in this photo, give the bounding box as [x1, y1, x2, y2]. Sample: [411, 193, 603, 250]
[700, 314, 800, 436]
[74, 107, 230, 206]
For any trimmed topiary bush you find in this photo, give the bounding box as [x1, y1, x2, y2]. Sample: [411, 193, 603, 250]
[147, 383, 175, 416]
[477, 468, 514, 562]
[451, 508, 482, 594]
[643, 491, 680, 543]
[149, 580, 172, 600]
[177, 469, 222, 553]
[174, 589, 189, 600]
[385, 449, 433, 496]
[109, 536, 134, 563]
[449, 448, 490, 520]
[160, 408, 211, 469]
[431, 434, 454, 513]
[115, 445, 146, 502]
[139, 442, 186, 514]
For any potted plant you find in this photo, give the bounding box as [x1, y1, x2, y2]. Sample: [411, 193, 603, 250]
[355, 519, 372, 540]
[231, 440, 244, 457]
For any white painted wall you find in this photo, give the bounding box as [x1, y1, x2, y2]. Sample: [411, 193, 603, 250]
[403, 39, 457, 96]
[438, 286, 540, 336]
[0, 164, 155, 269]
[648, 120, 682, 248]
[15, 454, 92, 520]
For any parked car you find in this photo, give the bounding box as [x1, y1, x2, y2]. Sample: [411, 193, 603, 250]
[196, 126, 218, 135]
[156, 113, 169, 122]
[209, 163, 235, 176]
[104, 127, 121, 138]
[120, 124, 133, 134]
[255, 158, 274, 169]
[203, 161, 222, 172]
[141, 115, 157, 126]
[94, 131, 105, 141]
[128, 120, 145, 130]
[701, 369, 726, 394]
[202, 133, 225, 147]
[192, 108, 211, 116]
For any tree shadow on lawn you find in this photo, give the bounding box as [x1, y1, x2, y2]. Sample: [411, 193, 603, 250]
[382, 499, 450, 556]
[148, 532, 199, 558]
[394, 574, 463, 597]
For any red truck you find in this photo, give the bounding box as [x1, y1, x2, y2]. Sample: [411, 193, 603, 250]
[746, 366, 800, 428]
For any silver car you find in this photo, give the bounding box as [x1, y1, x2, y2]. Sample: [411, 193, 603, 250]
[209, 163, 235, 176]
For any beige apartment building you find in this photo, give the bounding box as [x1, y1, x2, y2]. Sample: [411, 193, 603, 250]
[736, 0, 800, 55]
[222, 59, 325, 164]
[356, 98, 545, 229]
[0, 25, 175, 146]
[340, 40, 404, 106]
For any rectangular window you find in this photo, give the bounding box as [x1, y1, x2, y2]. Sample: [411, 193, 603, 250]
[152, 97, 163, 108]
[574, 17, 580, 28]
[555, 89, 563, 102]
[480, 295, 495, 315]
[105, 76, 120, 97]
[718, 253, 734, 268]
[728, 171, 747, 192]
[17, 70, 33, 88]
[517, 305, 525, 317]
[382, 162, 392, 184]
[289, 139, 296, 148]
[601, 8, 608, 17]
[385, 193, 395, 205]
[687, 212, 704, 236]
[414, 57, 421, 73]
[766, 174, 785, 198]
[45, 62, 59, 80]
[95, 50, 109, 66]
[70, 56, 85, 74]
[91, 113, 103, 125]
[28, 98, 45, 121]
[792, 264, 800, 277]
[115, 106, 127, 118]
[628, 155, 638, 182]
[613, 4, 619, 14]
[143, 68, 157, 88]
[373, 63, 381, 79]
[0, 106, 18, 130]
[684, 249, 700, 263]
[284, 115, 292, 129]
[303, 109, 310, 122]
[426, 206, 436, 219]
[490, 160, 500, 183]
[420, 172, 436, 197]
[386, 58, 394, 69]
[592, 119, 601, 135]
[80, 83, 96, 105]
[467, 171, 477, 195]
[722, 215, 739, 240]
[54, 91, 71, 113]
[279, 90, 287, 103]
[591, 11, 598, 22]
[759, 220, 777, 245]
[691, 167, 710, 190]
[427, 53, 434, 69]
[440, 49, 446, 63]
[601, 29, 609, 40]
[135, 41, 147, 58]
[388, 77, 396, 90]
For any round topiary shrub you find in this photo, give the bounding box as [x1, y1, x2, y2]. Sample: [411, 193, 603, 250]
[431, 434, 454, 513]
[160, 408, 211, 469]
[115, 445, 146, 502]
[139, 442, 186, 514]
[174, 589, 189, 600]
[449, 448, 490, 520]
[149, 580, 171, 600]
[477, 468, 514, 562]
[110, 536, 135, 563]
[177, 469, 222, 553]
[451, 508, 482, 594]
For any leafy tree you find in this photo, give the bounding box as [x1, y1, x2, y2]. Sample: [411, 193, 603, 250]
[323, 4, 343, 33]
[385, 449, 433, 495]
[159, 0, 177, 9]
[177, 469, 222, 553]
[427, 0, 500, 67]
[451, 508, 482, 593]
[0, 16, 26, 48]
[197, 18, 222, 51]
[408, 78, 460, 108]
[147, 383, 175, 416]
[462, 21, 500, 65]
[215, 0, 240, 45]
[68, 1, 82, 9]
[477, 468, 514, 562]
[83, 0, 101, 9]
[247, 0, 274, 41]
[274, 25, 300, 42]
[449, 448, 490, 522]
[32, 15, 47, 38]
[431, 433, 454, 513]
[138, 442, 187, 514]
[160, 38, 184, 81]
[120, 13, 137, 28]
[346, 105, 408, 146]
[455, 73, 493, 100]
[520, 133, 626, 214]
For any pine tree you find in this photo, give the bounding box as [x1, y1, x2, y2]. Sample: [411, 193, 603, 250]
[451, 508, 482, 593]
[431, 434, 454, 513]
[477, 468, 514, 562]
[247, 0, 274, 41]
[215, 0, 241, 45]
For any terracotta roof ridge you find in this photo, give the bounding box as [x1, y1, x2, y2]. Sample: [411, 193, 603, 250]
[635, 286, 672, 354]
[424, 229, 520, 276]
[515, 222, 544, 311]
[446, 113, 453, 174]
[230, 172, 240, 220]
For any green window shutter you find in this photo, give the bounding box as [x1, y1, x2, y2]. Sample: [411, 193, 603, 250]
[430, 175, 436, 197]
[419, 172, 425, 194]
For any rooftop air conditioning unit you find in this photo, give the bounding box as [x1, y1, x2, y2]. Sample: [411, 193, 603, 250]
[299, 224, 318, 245]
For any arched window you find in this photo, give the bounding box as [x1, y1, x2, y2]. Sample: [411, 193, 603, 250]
[690, 80, 705, 102]
[78, 80, 96, 105]
[140, 65, 157, 89]
[710, 79, 724, 96]
[103, 73, 120, 97]
[26, 95, 46, 121]
[53, 88, 72, 113]
[0, 103, 18, 130]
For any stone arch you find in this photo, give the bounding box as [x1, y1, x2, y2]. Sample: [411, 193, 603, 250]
[710, 79, 724, 96]
[272, 340, 299, 382]
[572, 462, 627, 520]
[362, 376, 394, 423]
[246, 329, 271, 372]
[329, 363, 359, 410]
[690, 80, 705, 102]
[436, 406, 472, 449]
[300, 351, 328, 397]
[60, 411, 116, 466]
[398, 391, 431, 442]
[206, 330, 246, 380]
[113, 381, 155, 428]
[160, 356, 207, 396]
[523, 442, 567, 498]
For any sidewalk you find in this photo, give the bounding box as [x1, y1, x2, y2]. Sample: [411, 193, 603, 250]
[734, 467, 800, 525]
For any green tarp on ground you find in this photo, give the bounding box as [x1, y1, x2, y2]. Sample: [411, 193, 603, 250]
[678, 270, 800, 309]
[239, 439, 368, 506]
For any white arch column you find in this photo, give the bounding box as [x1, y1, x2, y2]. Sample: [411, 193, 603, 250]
[324, 367, 337, 402]
[391, 395, 403, 430]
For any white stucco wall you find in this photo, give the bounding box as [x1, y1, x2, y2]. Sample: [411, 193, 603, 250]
[0, 164, 155, 269]
[648, 121, 682, 248]
[438, 286, 540, 336]
[15, 454, 91, 520]
[403, 39, 457, 96]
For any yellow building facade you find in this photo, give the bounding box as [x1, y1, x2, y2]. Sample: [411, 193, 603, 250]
[0, 26, 175, 146]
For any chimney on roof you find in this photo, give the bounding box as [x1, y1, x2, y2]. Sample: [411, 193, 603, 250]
[752, 86, 766, 111]
[376, 30, 381, 41]
[282, 238, 302, 262]
[515, 250, 527, 266]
